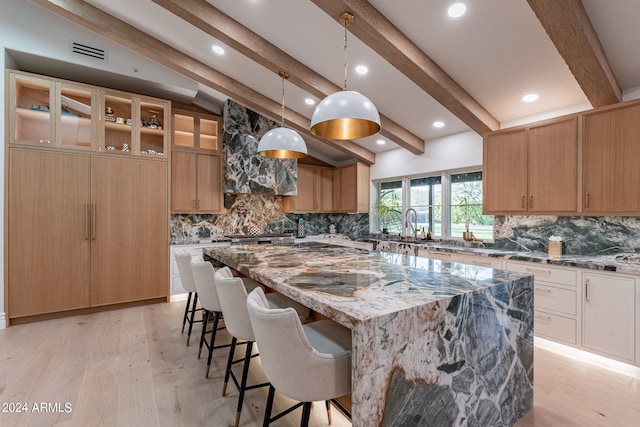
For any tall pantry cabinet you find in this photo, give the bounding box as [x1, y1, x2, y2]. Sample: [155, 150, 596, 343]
[6, 70, 169, 324]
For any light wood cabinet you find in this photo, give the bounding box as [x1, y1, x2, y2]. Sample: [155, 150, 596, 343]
[7, 150, 169, 321]
[8, 149, 92, 317]
[583, 101, 640, 214]
[582, 272, 636, 362]
[483, 117, 578, 214]
[283, 165, 334, 213]
[8, 70, 97, 151]
[171, 110, 224, 214]
[102, 90, 170, 158]
[172, 109, 221, 153]
[333, 162, 370, 213]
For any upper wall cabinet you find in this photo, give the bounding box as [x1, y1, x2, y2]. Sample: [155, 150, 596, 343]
[282, 165, 334, 213]
[173, 109, 221, 154]
[8, 70, 97, 151]
[484, 116, 579, 215]
[582, 101, 640, 214]
[333, 162, 370, 213]
[101, 90, 170, 158]
[7, 70, 170, 159]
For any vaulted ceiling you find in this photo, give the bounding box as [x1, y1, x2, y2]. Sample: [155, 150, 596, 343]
[20, 0, 640, 165]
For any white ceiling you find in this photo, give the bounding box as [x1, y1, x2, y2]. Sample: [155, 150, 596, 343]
[8, 0, 640, 164]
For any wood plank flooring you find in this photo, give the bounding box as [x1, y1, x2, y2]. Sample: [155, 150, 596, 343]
[0, 301, 638, 426]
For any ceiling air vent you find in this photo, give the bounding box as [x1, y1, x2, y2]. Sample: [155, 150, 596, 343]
[70, 41, 108, 62]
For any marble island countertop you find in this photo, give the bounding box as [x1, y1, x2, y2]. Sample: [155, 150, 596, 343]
[204, 241, 532, 327]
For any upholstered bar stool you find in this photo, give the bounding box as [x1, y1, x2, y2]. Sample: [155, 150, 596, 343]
[246, 287, 352, 427]
[175, 250, 203, 346]
[214, 267, 310, 427]
[191, 258, 232, 378]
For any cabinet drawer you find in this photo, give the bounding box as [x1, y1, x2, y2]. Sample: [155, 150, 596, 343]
[534, 284, 576, 315]
[534, 311, 577, 344]
[462, 256, 503, 269]
[421, 250, 463, 263]
[506, 262, 576, 287]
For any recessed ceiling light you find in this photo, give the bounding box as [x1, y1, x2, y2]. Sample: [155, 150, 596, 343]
[448, 3, 466, 18]
[355, 65, 369, 75]
[433, 121, 445, 128]
[304, 98, 316, 106]
[212, 45, 225, 55]
[522, 93, 539, 103]
[376, 139, 386, 145]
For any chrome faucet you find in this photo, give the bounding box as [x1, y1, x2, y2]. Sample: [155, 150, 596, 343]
[405, 208, 418, 241]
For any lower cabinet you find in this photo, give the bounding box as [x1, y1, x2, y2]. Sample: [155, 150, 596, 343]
[582, 272, 636, 362]
[7, 148, 168, 322]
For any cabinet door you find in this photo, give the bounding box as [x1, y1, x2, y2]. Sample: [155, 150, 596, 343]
[171, 151, 197, 212]
[198, 116, 220, 153]
[582, 273, 635, 361]
[9, 73, 55, 146]
[8, 149, 91, 318]
[287, 165, 316, 212]
[528, 118, 578, 213]
[58, 82, 96, 151]
[583, 103, 640, 213]
[483, 129, 528, 213]
[197, 154, 223, 212]
[316, 168, 334, 212]
[91, 157, 168, 305]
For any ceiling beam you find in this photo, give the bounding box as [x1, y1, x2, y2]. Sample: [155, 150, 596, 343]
[151, 0, 424, 156]
[311, 0, 500, 136]
[29, 0, 376, 164]
[527, 0, 621, 107]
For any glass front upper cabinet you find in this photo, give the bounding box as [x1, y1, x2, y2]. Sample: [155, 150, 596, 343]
[10, 73, 55, 146]
[171, 109, 220, 153]
[9, 71, 96, 150]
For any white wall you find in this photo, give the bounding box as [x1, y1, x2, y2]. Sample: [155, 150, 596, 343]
[370, 130, 482, 181]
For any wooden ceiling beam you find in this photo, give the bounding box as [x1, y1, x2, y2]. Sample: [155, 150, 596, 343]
[29, 0, 376, 164]
[527, 0, 621, 107]
[311, 0, 500, 135]
[151, 0, 425, 155]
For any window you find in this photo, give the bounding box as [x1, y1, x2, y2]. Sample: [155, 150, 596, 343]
[375, 181, 403, 233]
[374, 170, 493, 240]
[409, 176, 442, 237]
[449, 171, 493, 240]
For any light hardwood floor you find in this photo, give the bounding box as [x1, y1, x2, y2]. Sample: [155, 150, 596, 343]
[0, 301, 638, 426]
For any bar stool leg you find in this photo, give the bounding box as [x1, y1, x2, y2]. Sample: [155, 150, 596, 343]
[198, 309, 210, 359]
[263, 384, 276, 427]
[235, 341, 254, 427]
[300, 402, 312, 427]
[325, 400, 332, 424]
[181, 291, 192, 333]
[205, 311, 221, 378]
[186, 293, 199, 346]
[222, 337, 237, 396]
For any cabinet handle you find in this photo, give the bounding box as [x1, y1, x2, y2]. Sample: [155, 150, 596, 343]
[193, 199, 197, 209]
[585, 192, 590, 208]
[84, 204, 90, 240]
[535, 314, 552, 322]
[196, 199, 200, 209]
[585, 278, 590, 302]
[525, 267, 551, 275]
[91, 204, 96, 240]
[529, 195, 533, 209]
[472, 261, 492, 267]
[534, 287, 552, 294]
[521, 195, 525, 208]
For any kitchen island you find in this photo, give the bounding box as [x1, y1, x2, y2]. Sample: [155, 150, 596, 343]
[204, 241, 534, 426]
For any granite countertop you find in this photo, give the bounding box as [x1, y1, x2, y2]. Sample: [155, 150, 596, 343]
[204, 241, 531, 327]
[171, 237, 231, 245]
[369, 237, 640, 275]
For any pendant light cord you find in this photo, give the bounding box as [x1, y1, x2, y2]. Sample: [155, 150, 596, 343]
[343, 19, 348, 91]
[280, 74, 286, 127]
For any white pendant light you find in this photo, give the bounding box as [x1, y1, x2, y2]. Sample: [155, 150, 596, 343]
[310, 11, 381, 140]
[258, 71, 308, 159]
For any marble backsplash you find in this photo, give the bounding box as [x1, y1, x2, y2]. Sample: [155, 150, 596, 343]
[223, 99, 297, 195]
[494, 215, 640, 255]
[170, 193, 369, 243]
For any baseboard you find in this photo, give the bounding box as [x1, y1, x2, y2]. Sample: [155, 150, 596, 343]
[0, 312, 6, 329]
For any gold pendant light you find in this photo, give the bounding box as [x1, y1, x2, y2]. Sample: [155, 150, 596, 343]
[258, 71, 308, 158]
[310, 12, 381, 140]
